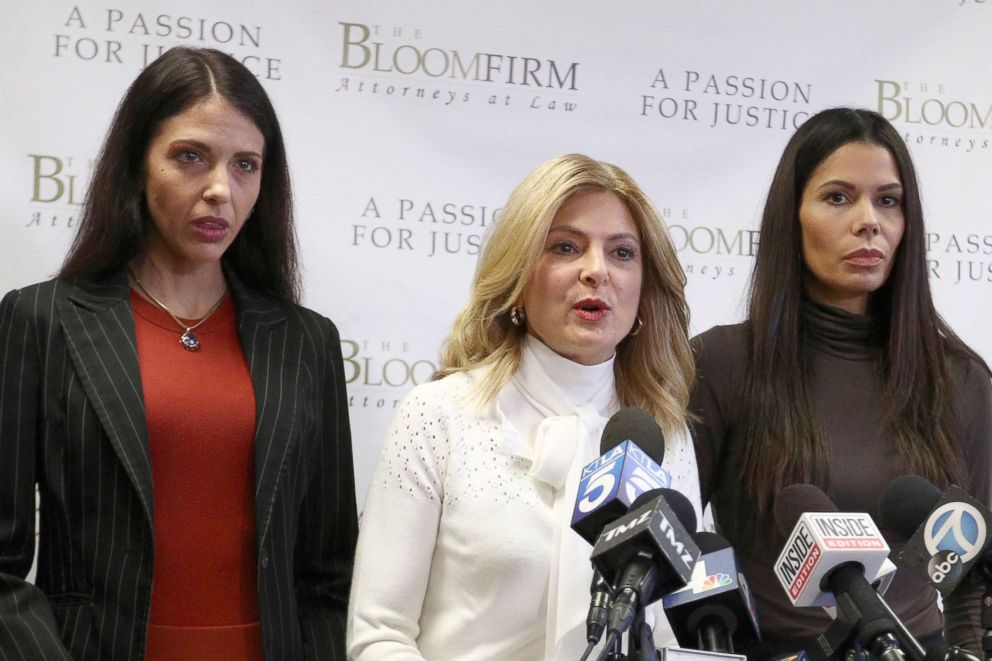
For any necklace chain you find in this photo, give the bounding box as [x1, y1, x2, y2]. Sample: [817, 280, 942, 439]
[128, 267, 226, 351]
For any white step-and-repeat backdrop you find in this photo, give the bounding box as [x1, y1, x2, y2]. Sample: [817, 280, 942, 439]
[2, 1, 991, 507]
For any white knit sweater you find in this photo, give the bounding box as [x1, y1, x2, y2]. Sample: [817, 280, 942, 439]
[348, 342, 704, 660]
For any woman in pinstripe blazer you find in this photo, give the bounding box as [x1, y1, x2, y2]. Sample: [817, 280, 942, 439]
[0, 48, 357, 660]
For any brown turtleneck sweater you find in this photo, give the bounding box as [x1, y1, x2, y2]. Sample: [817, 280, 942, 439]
[689, 300, 992, 657]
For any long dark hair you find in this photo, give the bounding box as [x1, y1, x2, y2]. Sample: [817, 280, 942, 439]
[742, 107, 984, 522]
[60, 47, 299, 302]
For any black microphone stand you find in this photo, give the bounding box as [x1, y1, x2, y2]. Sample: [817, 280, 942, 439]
[815, 608, 863, 661]
[592, 630, 626, 661]
[592, 604, 657, 661]
[695, 617, 733, 654]
[933, 648, 982, 661]
[830, 564, 907, 661]
[814, 587, 909, 661]
[627, 607, 659, 661]
[843, 645, 871, 661]
[874, 591, 925, 661]
[607, 634, 625, 661]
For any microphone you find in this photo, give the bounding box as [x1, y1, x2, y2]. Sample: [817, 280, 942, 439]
[571, 407, 671, 645]
[585, 570, 614, 648]
[773, 485, 910, 661]
[571, 407, 671, 545]
[878, 474, 992, 595]
[924, 645, 982, 661]
[662, 531, 760, 653]
[773, 484, 891, 608]
[592, 488, 700, 640]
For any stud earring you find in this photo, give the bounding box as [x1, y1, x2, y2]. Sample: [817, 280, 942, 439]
[510, 307, 526, 326]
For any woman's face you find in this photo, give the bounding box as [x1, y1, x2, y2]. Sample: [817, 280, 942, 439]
[521, 190, 643, 365]
[142, 95, 264, 271]
[798, 142, 905, 315]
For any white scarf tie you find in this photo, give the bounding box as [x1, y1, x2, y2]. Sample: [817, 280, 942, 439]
[498, 337, 617, 660]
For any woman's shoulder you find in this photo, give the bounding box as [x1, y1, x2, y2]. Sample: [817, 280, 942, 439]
[246, 296, 344, 357]
[948, 348, 991, 382]
[268, 298, 335, 329]
[390, 369, 506, 438]
[397, 370, 482, 415]
[690, 321, 750, 369]
[224, 268, 339, 336]
[2, 277, 79, 317]
[947, 348, 992, 407]
[382, 371, 495, 464]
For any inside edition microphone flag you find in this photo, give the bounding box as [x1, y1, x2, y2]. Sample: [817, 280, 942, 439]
[773, 485, 890, 608]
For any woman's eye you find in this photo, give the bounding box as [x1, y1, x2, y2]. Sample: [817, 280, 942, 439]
[879, 194, 901, 207]
[177, 150, 201, 164]
[550, 241, 577, 255]
[825, 191, 848, 205]
[614, 245, 637, 261]
[236, 158, 261, 174]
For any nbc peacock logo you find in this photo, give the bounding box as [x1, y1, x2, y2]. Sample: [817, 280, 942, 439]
[700, 572, 733, 591]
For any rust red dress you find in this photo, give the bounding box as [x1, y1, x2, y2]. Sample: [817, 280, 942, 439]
[132, 291, 263, 661]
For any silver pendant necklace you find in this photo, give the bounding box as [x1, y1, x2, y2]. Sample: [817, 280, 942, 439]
[128, 268, 226, 351]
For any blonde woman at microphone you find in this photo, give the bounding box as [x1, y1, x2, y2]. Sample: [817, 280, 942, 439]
[689, 107, 992, 658]
[348, 154, 704, 660]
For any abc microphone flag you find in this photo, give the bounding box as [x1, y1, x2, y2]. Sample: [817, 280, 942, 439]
[879, 475, 992, 596]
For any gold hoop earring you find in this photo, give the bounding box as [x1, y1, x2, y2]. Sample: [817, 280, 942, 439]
[510, 307, 526, 327]
[629, 315, 643, 337]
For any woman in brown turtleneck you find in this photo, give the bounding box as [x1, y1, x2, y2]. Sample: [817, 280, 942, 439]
[689, 107, 992, 658]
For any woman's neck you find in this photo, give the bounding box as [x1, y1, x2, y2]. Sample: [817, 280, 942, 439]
[524, 334, 615, 406]
[128, 255, 228, 319]
[805, 283, 870, 316]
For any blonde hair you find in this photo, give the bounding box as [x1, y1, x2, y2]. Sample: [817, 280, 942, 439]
[439, 153, 694, 437]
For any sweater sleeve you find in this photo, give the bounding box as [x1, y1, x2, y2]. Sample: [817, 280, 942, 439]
[943, 357, 992, 652]
[665, 422, 709, 533]
[347, 382, 452, 660]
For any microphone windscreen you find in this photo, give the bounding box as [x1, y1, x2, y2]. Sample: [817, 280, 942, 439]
[878, 474, 943, 539]
[628, 488, 664, 511]
[691, 530, 731, 554]
[624, 487, 697, 531]
[773, 484, 837, 538]
[601, 407, 665, 464]
[660, 488, 697, 532]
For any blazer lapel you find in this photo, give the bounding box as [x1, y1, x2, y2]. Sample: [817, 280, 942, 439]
[226, 271, 294, 541]
[59, 274, 154, 525]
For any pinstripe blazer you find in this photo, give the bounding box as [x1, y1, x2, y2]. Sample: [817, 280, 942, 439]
[0, 270, 358, 660]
